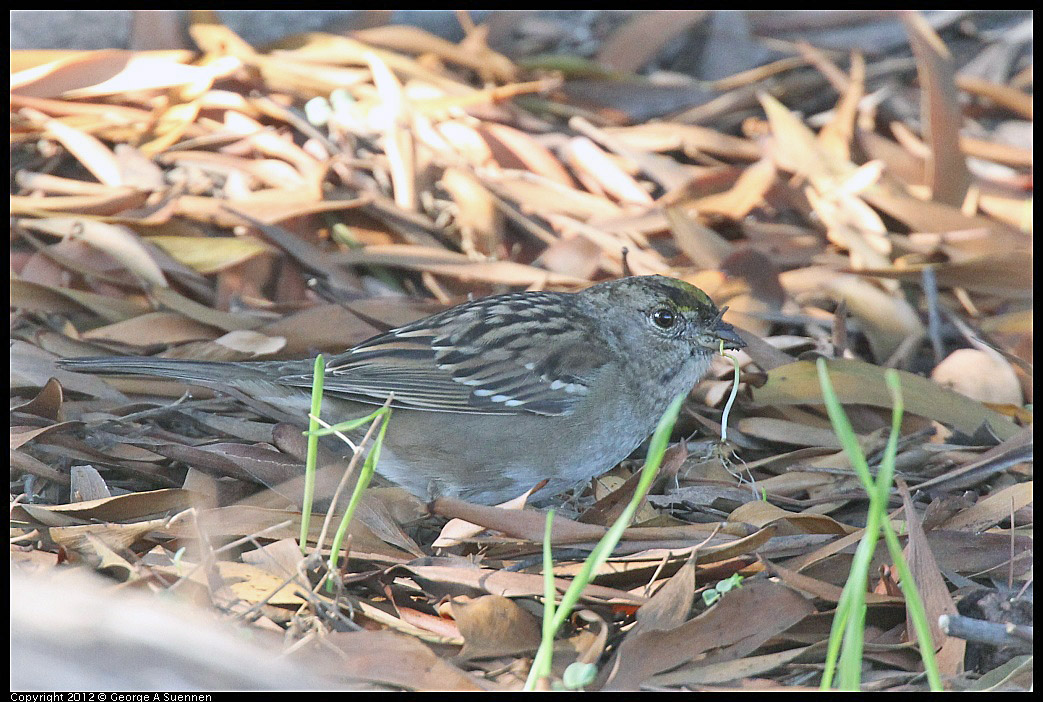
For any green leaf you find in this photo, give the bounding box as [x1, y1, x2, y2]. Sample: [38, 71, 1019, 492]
[562, 662, 598, 690]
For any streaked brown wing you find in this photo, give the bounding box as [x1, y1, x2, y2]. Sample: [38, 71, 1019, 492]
[276, 292, 611, 416]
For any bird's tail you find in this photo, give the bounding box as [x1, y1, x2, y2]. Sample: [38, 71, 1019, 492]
[56, 356, 263, 385]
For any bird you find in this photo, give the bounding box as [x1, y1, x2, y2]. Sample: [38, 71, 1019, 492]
[57, 275, 745, 505]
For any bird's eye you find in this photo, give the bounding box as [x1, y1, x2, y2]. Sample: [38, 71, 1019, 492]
[651, 308, 676, 329]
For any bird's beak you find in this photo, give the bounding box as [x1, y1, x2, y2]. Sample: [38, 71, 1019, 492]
[713, 310, 746, 350]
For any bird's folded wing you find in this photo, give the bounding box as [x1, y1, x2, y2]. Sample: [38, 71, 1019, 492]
[278, 297, 611, 416]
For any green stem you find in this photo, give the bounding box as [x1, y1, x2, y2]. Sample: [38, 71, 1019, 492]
[300, 355, 324, 554]
[524, 392, 686, 690]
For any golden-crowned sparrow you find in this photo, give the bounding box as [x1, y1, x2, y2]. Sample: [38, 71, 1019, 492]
[58, 275, 744, 505]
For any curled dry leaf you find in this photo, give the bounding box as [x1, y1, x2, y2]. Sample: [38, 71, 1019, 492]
[536, 234, 602, 280]
[41, 118, 125, 187]
[604, 579, 815, 690]
[352, 25, 517, 83]
[82, 311, 221, 346]
[902, 11, 971, 208]
[605, 122, 761, 162]
[931, 348, 1023, 406]
[490, 173, 625, 220]
[565, 136, 655, 206]
[332, 243, 586, 286]
[938, 481, 1033, 533]
[433, 485, 536, 549]
[451, 595, 542, 660]
[729, 501, 854, 536]
[896, 479, 964, 675]
[10, 49, 186, 97]
[213, 330, 288, 357]
[439, 167, 502, 257]
[436, 120, 494, 165]
[477, 122, 575, 188]
[781, 267, 924, 362]
[20, 217, 168, 288]
[146, 235, 276, 274]
[691, 158, 777, 220]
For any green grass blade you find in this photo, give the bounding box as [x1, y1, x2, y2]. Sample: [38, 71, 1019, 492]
[300, 354, 324, 554]
[817, 361, 943, 690]
[328, 407, 390, 574]
[880, 371, 943, 691]
[524, 391, 686, 690]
